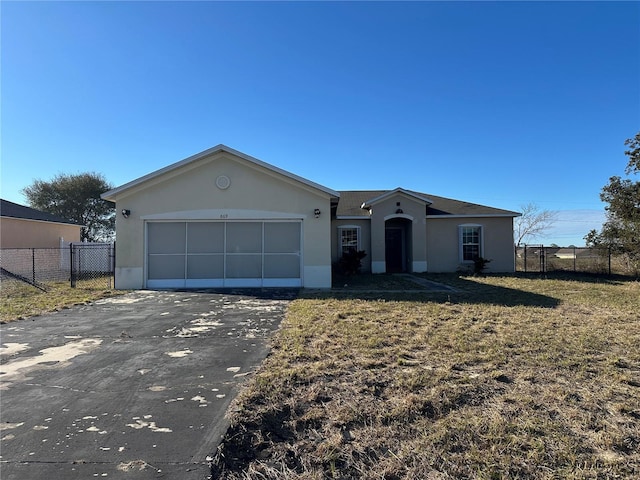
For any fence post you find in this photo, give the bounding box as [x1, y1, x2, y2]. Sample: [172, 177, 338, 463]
[573, 246, 576, 272]
[112, 242, 116, 289]
[32, 248, 36, 285]
[524, 245, 527, 273]
[70, 243, 76, 288]
[608, 246, 612, 276]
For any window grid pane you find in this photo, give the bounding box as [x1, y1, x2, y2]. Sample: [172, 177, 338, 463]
[340, 228, 359, 256]
[462, 226, 481, 261]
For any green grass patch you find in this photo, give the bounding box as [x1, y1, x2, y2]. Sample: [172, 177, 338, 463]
[213, 273, 640, 479]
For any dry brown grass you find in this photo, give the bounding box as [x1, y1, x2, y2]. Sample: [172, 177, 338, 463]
[0, 279, 125, 322]
[213, 273, 640, 479]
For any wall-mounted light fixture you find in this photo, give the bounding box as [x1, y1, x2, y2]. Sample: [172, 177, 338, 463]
[395, 208, 404, 214]
[121, 209, 131, 218]
[314, 208, 321, 218]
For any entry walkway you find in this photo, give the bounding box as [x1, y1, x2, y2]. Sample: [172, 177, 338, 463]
[396, 274, 459, 292]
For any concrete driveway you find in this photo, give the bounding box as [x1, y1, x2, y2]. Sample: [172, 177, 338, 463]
[0, 289, 295, 479]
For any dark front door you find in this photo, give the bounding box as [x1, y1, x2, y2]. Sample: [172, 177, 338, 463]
[385, 228, 404, 273]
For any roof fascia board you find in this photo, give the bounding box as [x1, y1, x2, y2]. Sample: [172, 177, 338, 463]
[426, 213, 520, 219]
[101, 145, 339, 201]
[0, 216, 85, 227]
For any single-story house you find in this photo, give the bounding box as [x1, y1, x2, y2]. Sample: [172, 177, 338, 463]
[0, 199, 82, 249]
[102, 145, 520, 289]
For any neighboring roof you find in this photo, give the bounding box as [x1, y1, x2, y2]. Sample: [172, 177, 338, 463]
[0, 199, 81, 226]
[336, 190, 520, 218]
[101, 144, 340, 201]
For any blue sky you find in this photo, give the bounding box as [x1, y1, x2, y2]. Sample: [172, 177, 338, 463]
[2, 1, 639, 246]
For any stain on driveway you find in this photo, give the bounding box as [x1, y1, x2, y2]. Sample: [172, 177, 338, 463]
[0, 290, 295, 479]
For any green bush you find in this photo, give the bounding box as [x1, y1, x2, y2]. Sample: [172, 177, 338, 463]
[337, 250, 367, 275]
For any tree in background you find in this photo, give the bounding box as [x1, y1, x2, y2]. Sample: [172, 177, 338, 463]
[22, 172, 115, 242]
[514, 203, 558, 247]
[585, 132, 640, 274]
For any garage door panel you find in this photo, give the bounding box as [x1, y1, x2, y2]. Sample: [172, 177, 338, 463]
[264, 222, 300, 253]
[148, 255, 185, 279]
[226, 254, 262, 278]
[227, 223, 261, 253]
[264, 254, 300, 278]
[187, 223, 224, 253]
[148, 223, 185, 254]
[187, 254, 224, 279]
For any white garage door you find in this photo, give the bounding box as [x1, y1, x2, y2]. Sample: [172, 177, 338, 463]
[146, 221, 301, 288]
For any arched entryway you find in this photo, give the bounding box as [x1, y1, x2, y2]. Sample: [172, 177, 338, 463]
[385, 217, 412, 273]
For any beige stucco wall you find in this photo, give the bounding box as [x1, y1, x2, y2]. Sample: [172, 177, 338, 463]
[368, 193, 428, 273]
[0, 217, 81, 248]
[109, 151, 333, 288]
[331, 219, 372, 271]
[426, 216, 515, 272]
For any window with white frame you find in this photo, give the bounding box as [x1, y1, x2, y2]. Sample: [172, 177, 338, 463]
[339, 226, 360, 257]
[460, 225, 482, 262]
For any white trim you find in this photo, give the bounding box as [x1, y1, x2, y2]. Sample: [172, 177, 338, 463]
[427, 214, 518, 219]
[147, 279, 186, 289]
[412, 261, 427, 272]
[383, 213, 414, 222]
[185, 279, 224, 288]
[223, 278, 263, 288]
[141, 210, 304, 220]
[102, 145, 340, 201]
[371, 261, 386, 274]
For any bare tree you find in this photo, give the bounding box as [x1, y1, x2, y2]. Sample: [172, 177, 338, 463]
[514, 203, 558, 247]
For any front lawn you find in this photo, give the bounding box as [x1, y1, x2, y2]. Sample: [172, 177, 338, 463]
[213, 273, 640, 479]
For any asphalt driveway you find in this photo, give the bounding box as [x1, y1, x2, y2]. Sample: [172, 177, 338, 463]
[0, 289, 295, 479]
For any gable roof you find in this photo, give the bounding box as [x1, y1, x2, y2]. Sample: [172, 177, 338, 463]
[336, 190, 520, 218]
[361, 188, 433, 208]
[0, 199, 81, 225]
[101, 144, 340, 201]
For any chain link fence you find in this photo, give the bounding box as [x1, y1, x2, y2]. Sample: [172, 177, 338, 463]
[70, 243, 115, 289]
[0, 243, 114, 291]
[515, 245, 637, 276]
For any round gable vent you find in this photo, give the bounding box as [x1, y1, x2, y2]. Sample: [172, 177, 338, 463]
[216, 175, 231, 190]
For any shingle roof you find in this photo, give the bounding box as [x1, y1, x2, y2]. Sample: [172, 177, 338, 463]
[0, 199, 81, 225]
[336, 190, 519, 218]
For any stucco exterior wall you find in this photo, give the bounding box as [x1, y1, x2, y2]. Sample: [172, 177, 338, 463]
[426, 216, 515, 272]
[110, 152, 333, 289]
[0, 217, 81, 249]
[368, 193, 427, 273]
